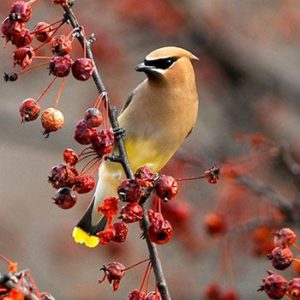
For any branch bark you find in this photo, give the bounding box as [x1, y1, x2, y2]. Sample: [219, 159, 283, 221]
[62, 4, 171, 299]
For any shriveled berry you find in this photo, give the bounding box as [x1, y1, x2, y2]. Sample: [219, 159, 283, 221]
[63, 148, 79, 166]
[112, 222, 128, 243]
[146, 291, 162, 300]
[258, 271, 288, 299]
[98, 197, 120, 222]
[148, 211, 173, 244]
[204, 212, 227, 236]
[99, 261, 125, 291]
[74, 119, 97, 145]
[128, 290, 146, 300]
[41, 108, 64, 136]
[74, 174, 95, 194]
[51, 35, 72, 55]
[117, 179, 143, 202]
[268, 247, 293, 270]
[52, 187, 77, 209]
[13, 46, 34, 69]
[91, 129, 115, 156]
[48, 163, 78, 189]
[288, 278, 300, 300]
[155, 175, 178, 201]
[135, 166, 157, 188]
[72, 58, 94, 81]
[10, 1, 32, 23]
[1, 17, 23, 42]
[11, 27, 32, 48]
[98, 225, 116, 245]
[120, 203, 143, 223]
[49, 55, 72, 77]
[274, 228, 297, 248]
[84, 107, 103, 127]
[203, 165, 220, 184]
[34, 22, 54, 43]
[19, 98, 40, 122]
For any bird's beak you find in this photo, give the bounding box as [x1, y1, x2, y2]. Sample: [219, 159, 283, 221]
[135, 62, 154, 72]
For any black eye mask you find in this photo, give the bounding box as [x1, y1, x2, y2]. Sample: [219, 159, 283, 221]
[144, 57, 178, 70]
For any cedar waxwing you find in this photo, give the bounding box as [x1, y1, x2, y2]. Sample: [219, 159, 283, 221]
[73, 46, 199, 247]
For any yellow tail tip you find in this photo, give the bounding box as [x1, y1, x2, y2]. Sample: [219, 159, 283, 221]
[72, 227, 99, 248]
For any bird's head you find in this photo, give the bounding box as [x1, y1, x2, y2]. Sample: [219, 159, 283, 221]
[135, 46, 198, 84]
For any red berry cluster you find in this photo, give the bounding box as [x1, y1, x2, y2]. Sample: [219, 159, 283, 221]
[258, 228, 300, 299]
[49, 98, 114, 209]
[96, 166, 177, 245]
[99, 260, 161, 299]
[2, 1, 95, 136]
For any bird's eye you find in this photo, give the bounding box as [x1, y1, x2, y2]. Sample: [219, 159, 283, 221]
[144, 57, 178, 70]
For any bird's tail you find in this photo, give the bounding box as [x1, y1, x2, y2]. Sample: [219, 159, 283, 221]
[72, 196, 107, 248]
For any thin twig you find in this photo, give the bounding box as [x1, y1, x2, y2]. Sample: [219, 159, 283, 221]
[62, 4, 171, 299]
[0, 271, 41, 300]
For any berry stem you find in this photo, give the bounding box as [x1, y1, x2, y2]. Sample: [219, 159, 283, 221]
[176, 174, 206, 181]
[123, 258, 150, 271]
[36, 76, 57, 103]
[0, 254, 14, 268]
[54, 78, 65, 108]
[292, 244, 300, 252]
[30, 18, 65, 34]
[93, 93, 103, 109]
[27, 0, 38, 5]
[80, 156, 101, 175]
[16, 62, 49, 76]
[139, 261, 152, 292]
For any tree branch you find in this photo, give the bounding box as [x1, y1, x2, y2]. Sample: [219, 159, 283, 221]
[62, 4, 171, 299]
[236, 175, 295, 221]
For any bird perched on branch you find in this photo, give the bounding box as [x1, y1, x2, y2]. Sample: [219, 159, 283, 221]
[73, 46, 199, 247]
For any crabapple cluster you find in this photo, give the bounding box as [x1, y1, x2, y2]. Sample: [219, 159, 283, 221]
[99, 260, 162, 299]
[1, 0, 95, 136]
[49, 102, 114, 209]
[97, 166, 177, 246]
[258, 228, 300, 299]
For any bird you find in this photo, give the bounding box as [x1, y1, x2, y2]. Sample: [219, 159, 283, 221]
[72, 46, 199, 247]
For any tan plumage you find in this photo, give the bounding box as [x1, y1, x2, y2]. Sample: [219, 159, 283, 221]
[73, 46, 199, 247]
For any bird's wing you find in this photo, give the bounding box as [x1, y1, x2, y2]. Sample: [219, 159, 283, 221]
[120, 92, 134, 113]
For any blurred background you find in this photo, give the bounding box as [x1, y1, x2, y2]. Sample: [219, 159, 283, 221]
[1, 0, 300, 299]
